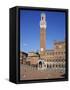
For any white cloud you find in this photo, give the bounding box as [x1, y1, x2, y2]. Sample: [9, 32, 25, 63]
[23, 43, 28, 46]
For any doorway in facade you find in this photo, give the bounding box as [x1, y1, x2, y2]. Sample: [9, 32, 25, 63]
[39, 61, 42, 68]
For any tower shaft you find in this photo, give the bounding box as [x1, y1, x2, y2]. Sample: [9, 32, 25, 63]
[40, 13, 46, 56]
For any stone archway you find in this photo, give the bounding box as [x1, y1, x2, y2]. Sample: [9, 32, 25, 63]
[39, 61, 42, 68]
[38, 59, 46, 70]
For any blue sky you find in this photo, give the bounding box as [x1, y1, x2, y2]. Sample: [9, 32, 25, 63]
[20, 10, 65, 53]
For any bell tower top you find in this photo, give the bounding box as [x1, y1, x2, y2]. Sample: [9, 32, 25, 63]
[41, 13, 46, 21]
[40, 13, 47, 29]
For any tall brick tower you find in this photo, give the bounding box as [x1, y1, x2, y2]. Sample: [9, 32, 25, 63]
[40, 13, 46, 56]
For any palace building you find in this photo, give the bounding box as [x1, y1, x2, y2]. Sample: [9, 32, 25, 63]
[20, 52, 28, 64]
[20, 13, 65, 71]
[26, 41, 65, 70]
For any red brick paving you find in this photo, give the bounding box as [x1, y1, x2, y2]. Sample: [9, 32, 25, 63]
[20, 64, 65, 80]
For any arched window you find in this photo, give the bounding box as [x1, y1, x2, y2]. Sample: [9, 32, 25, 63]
[53, 64, 54, 68]
[47, 64, 49, 68]
[59, 64, 60, 68]
[56, 64, 57, 68]
[50, 64, 51, 68]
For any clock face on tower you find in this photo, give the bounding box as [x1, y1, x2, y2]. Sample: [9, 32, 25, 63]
[41, 48, 44, 51]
